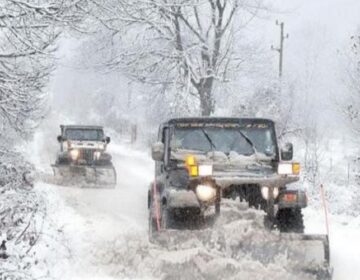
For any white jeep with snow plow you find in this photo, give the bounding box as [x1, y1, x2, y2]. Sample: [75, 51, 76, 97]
[148, 117, 332, 279]
[52, 125, 117, 187]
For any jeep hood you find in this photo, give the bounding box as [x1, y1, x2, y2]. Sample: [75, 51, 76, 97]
[171, 150, 299, 188]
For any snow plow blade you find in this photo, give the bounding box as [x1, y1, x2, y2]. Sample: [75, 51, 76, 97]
[278, 233, 332, 279]
[150, 230, 332, 279]
[51, 164, 117, 188]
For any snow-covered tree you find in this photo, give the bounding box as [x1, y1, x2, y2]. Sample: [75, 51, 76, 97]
[0, 1, 86, 278]
[0, 0, 83, 137]
[341, 34, 360, 134]
[231, 80, 299, 138]
[80, 0, 268, 116]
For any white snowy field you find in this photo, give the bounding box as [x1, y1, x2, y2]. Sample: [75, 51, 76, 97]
[30, 141, 360, 279]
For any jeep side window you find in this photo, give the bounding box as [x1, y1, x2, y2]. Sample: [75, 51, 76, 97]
[162, 128, 166, 143]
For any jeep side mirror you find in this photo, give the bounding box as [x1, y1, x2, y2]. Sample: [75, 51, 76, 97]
[57, 135, 63, 142]
[281, 143, 293, 161]
[105, 136, 111, 144]
[151, 142, 165, 161]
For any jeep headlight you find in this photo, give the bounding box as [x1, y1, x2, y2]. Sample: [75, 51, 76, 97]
[278, 162, 300, 175]
[198, 165, 213, 176]
[185, 155, 213, 177]
[196, 184, 216, 202]
[98, 143, 105, 150]
[70, 149, 80, 161]
[188, 165, 213, 177]
[94, 151, 101, 160]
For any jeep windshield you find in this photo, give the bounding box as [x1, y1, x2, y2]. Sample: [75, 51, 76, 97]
[170, 123, 276, 158]
[65, 128, 104, 141]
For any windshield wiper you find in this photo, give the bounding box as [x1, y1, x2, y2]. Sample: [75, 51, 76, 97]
[200, 127, 217, 150]
[235, 129, 257, 155]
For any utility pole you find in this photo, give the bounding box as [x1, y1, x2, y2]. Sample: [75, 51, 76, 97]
[271, 20, 289, 78]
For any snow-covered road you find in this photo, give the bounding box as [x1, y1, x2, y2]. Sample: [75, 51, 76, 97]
[34, 143, 360, 279]
[35, 145, 153, 279]
[55, 144, 153, 234]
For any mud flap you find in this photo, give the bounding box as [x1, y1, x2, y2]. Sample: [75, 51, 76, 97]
[52, 164, 117, 188]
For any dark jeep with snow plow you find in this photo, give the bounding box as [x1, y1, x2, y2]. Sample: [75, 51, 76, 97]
[148, 117, 309, 233]
[148, 117, 332, 278]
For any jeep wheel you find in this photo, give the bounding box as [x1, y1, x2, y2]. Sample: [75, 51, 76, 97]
[276, 208, 304, 233]
[263, 215, 276, 230]
[161, 207, 172, 229]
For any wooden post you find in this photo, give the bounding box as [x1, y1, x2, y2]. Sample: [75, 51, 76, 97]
[131, 124, 137, 144]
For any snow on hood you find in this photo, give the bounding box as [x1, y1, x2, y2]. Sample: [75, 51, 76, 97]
[228, 151, 272, 164]
[171, 149, 273, 166]
[68, 140, 106, 150]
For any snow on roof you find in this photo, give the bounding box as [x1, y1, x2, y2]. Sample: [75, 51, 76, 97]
[60, 125, 104, 129]
[164, 117, 275, 125]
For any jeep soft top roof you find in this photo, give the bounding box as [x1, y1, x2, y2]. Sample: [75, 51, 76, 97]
[60, 125, 104, 130]
[163, 117, 275, 126]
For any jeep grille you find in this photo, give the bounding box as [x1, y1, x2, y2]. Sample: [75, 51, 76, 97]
[80, 149, 94, 163]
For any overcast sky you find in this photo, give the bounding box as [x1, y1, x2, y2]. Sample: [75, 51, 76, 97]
[263, 0, 359, 79]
